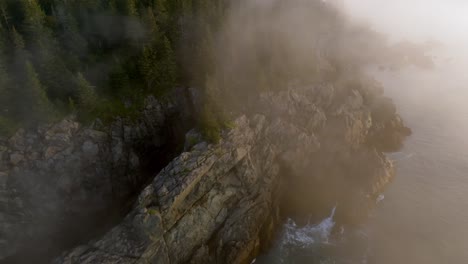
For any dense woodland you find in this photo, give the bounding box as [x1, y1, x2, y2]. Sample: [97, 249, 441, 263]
[0, 0, 402, 142]
[0, 0, 227, 136]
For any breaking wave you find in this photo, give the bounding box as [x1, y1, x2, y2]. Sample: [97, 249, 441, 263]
[256, 205, 374, 264]
[281, 206, 337, 248]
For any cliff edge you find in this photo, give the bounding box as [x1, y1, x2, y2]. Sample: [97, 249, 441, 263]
[52, 78, 410, 264]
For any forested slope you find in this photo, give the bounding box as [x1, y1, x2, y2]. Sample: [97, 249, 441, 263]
[0, 0, 225, 135]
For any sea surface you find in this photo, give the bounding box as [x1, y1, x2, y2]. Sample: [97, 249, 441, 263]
[256, 46, 468, 264]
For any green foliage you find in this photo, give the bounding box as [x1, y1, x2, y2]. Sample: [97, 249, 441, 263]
[0, 0, 227, 136]
[11, 27, 25, 50]
[75, 72, 98, 121]
[94, 97, 142, 123]
[76, 72, 98, 108]
[20, 0, 47, 34]
[0, 45, 10, 115]
[197, 74, 228, 143]
[199, 105, 221, 144]
[0, 116, 18, 137]
[140, 36, 176, 96]
[21, 61, 55, 126]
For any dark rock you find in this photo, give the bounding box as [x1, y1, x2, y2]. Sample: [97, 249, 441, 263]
[0, 88, 196, 263]
[55, 80, 409, 264]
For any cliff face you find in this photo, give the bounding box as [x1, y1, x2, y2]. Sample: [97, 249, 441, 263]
[52, 78, 410, 264]
[0, 89, 195, 263]
[0, 1, 414, 263]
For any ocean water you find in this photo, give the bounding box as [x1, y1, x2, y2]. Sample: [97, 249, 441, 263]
[255, 45, 468, 263]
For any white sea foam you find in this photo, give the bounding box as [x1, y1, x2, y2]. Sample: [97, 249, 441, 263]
[281, 206, 337, 248]
[388, 152, 415, 162]
[376, 194, 385, 203]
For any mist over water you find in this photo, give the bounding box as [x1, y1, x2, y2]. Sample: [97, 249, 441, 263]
[258, 1, 468, 263]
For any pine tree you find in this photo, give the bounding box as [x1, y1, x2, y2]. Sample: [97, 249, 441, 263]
[110, 0, 138, 16]
[0, 0, 231, 130]
[142, 7, 161, 41]
[18, 0, 74, 102]
[153, 0, 169, 26]
[20, 0, 48, 38]
[55, 4, 88, 64]
[124, 0, 138, 16]
[7, 28, 48, 126]
[21, 61, 54, 125]
[159, 36, 177, 89]
[0, 60, 9, 106]
[140, 36, 176, 95]
[0, 1, 11, 27]
[0, 38, 11, 119]
[75, 72, 98, 112]
[11, 26, 25, 51]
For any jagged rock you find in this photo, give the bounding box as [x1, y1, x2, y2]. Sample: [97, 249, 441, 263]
[54, 115, 280, 264]
[0, 172, 7, 186]
[9, 153, 24, 166]
[0, 88, 195, 263]
[0, 61, 410, 264]
[55, 81, 410, 264]
[44, 146, 62, 160]
[183, 129, 203, 151]
[81, 140, 99, 157]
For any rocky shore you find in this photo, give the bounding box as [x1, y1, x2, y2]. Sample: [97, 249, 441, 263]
[0, 75, 409, 263]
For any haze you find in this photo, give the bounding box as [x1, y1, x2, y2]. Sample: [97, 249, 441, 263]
[342, 0, 468, 45]
[336, 1, 468, 263]
[342, 0, 468, 117]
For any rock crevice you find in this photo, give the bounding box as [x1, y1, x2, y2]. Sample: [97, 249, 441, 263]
[52, 80, 410, 264]
[0, 88, 195, 263]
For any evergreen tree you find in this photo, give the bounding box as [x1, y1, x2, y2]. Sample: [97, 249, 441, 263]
[153, 0, 169, 28]
[142, 7, 161, 40]
[0, 0, 229, 133]
[75, 72, 98, 113]
[123, 0, 138, 16]
[0, 36, 11, 119]
[140, 36, 176, 95]
[20, 0, 47, 38]
[55, 4, 88, 65]
[0, 1, 11, 27]
[159, 36, 177, 88]
[20, 61, 54, 126]
[11, 26, 26, 52]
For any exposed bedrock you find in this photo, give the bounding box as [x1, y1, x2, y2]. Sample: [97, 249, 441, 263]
[0, 88, 196, 263]
[53, 79, 410, 264]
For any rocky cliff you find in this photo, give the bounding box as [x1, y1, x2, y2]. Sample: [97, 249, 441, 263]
[0, 1, 413, 263]
[0, 88, 195, 263]
[49, 77, 410, 264]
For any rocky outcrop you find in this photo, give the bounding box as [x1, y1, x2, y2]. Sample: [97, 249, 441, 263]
[54, 115, 281, 264]
[0, 88, 195, 263]
[54, 78, 410, 264]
